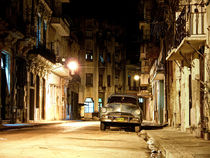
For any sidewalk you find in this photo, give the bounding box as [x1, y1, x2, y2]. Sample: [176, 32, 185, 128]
[0, 120, 71, 131]
[140, 126, 210, 158]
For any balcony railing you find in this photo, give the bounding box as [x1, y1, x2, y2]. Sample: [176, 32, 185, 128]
[174, 4, 206, 48]
[28, 43, 56, 63]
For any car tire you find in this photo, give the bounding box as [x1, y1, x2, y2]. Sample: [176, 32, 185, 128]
[100, 122, 106, 131]
[135, 125, 141, 133]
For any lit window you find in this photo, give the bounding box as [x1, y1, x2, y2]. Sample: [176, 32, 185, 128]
[85, 52, 93, 61]
[84, 98, 94, 113]
[36, 15, 42, 46]
[1, 51, 10, 93]
[98, 98, 103, 111]
[139, 98, 144, 103]
[1, 58, 4, 68]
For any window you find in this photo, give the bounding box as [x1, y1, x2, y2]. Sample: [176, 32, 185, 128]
[36, 75, 40, 108]
[86, 73, 93, 87]
[84, 98, 94, 113]
[85, 52, 93, 61]
[98, 98, 103, 111]
[107, 52, 111, 63]
[30, 72, 34, 86]
[99, 74, 103, 87]
[43, 21, 47, 46]
[108, 96, 137, 105]
[139, 98, 144, 103]
[1, 51, 10, 93]
[36, 15, 42, 46]
[99, 51, 104, 63]
[128, 75, 131, 90]
[107, 75, 111, 87]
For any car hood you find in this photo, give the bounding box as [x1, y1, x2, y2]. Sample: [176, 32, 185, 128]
[106, 103, 139, 115]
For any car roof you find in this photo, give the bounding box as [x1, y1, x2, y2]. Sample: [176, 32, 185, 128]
[109, 94, 138, 99]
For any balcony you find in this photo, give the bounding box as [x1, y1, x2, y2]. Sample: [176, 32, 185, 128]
[28, 43, 56, 63]
[51, 17, 70, 36]
[166, 4, 206, 61]
[150, 60, 164, 82]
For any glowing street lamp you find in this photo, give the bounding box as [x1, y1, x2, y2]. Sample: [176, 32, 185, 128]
[134, 74, 140, 81]
[67, 60, 78, 75]
[134, 74, 140, 94]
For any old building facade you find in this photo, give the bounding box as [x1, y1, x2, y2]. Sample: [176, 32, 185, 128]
[166, 0, 210, 138]
[138, 0, 210, 140]
[0, 0, 73, 123]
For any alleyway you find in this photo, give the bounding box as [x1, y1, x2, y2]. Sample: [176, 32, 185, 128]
[0, 121, 150, 158]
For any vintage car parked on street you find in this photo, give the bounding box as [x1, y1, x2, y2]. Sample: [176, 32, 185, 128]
[100, 94, 143, 132]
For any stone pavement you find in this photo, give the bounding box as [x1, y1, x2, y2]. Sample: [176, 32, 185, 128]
[140, 126, 210, 158]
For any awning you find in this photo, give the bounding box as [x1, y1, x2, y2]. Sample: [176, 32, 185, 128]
[51, 63, 71, 78]
[166, 36, 206, 61]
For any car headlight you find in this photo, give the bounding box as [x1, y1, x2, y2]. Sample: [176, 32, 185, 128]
[135, 109, 140, 115]
[101, 107, 107, 113]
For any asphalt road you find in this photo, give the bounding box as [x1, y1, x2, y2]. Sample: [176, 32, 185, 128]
[0, 121, 150, 158]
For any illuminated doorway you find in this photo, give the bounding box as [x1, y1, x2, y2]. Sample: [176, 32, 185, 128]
[84, 98, 94, 113]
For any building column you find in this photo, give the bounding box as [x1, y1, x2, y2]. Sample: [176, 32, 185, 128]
[181, 66, 190, 131]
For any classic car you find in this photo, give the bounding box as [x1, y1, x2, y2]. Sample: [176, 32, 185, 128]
[100, 94, 143, 132]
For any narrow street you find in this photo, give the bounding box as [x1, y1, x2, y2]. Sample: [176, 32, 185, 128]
[0, 121, 150, 158]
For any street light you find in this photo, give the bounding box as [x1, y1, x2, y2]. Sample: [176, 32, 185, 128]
[67, 60, 78, 75]
[134, 74, 140, 95]
[134, 74, 140, 81]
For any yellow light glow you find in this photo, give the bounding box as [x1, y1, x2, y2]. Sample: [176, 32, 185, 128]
[67, 60, 78, 75]
[134, 75, 140, 81]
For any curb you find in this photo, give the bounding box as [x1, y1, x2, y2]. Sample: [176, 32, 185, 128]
[140, 130, 195, 158]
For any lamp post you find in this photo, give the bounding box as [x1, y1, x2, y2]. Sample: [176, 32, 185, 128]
[134, 74, 140, 95]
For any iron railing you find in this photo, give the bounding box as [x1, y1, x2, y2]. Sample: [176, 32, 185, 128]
[174, 4, 206, 48]
[166, 3, 206, 56]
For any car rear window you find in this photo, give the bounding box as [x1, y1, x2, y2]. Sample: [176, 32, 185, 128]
[108, 96, 137, 105]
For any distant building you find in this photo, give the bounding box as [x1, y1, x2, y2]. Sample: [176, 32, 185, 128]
[70, 16, 127, 119]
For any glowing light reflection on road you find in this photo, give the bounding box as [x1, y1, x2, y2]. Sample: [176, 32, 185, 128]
[59, 121, 99, 132]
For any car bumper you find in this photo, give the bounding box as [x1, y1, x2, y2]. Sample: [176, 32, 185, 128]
[100, 118, 141, 124]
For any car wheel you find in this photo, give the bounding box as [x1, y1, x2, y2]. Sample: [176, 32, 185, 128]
[135, 125, 141, 133]
[100, 122, 106, 131]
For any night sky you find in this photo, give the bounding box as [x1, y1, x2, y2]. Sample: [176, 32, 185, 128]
[64, 0, 140, 64]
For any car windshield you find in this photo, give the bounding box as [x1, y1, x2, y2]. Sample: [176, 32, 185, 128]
[108, 96, 137, 105]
